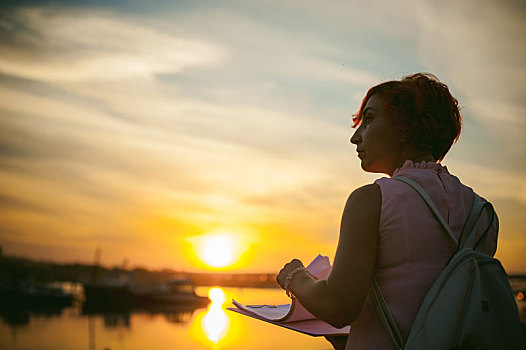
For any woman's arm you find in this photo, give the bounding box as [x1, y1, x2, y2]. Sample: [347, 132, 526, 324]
[277, 183, 381, 328]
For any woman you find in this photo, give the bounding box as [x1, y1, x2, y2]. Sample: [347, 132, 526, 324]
[276, 73, 498, 349]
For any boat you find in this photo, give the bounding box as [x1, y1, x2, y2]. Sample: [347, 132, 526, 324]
[83, 248, 209, 308]
[0, 282, 75, 307]
[83, 278, 209, 308]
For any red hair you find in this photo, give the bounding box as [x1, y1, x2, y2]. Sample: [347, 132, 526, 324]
[353, 73, 462, 162]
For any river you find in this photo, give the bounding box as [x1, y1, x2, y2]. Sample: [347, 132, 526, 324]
[1, 284, 525, 350]
[0, 287, 332, 350]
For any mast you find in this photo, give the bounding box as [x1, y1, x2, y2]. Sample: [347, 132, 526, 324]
[90, 247, 102, 284]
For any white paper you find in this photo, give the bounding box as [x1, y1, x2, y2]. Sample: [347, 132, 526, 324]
[231, 254, 332, 322]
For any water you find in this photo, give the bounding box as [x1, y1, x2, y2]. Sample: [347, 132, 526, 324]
[0, 287, 332, 350]
[1, 285, 525, 350]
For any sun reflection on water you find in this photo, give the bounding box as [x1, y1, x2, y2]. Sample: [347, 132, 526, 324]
[190, 287, 247, 349]
[202, 288, 229, 344]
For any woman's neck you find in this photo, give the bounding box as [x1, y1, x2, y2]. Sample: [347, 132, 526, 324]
[389, 147, 436, 176]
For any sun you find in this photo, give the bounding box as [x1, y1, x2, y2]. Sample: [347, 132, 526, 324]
[186, 229, 255, 270]
[201, 234, 236, 268]
[190, 232, 244, 269]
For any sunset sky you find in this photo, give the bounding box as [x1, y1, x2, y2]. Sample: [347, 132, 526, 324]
[0, 0, 524, 273]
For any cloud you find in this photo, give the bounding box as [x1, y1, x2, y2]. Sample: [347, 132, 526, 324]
[414, 0, 526, 124]
[447, 158, 526, 205]
[0, 7, 226, 81]
[0, 1, 524, 271]
[0, 72, 355, 255]
[410, 0, 526, 203]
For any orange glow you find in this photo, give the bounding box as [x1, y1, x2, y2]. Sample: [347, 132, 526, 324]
[517, 291, 524, 301]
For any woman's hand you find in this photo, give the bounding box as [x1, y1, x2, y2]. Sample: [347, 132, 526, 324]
[276, 258, 305, 290]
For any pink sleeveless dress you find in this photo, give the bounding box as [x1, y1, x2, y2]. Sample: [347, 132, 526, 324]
[346, 160, 498, 350]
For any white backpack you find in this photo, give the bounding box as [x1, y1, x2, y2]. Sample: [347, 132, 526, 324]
[371, 176, 525, 350]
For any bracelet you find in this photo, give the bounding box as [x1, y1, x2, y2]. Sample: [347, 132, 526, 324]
[284, 267, 306, 298]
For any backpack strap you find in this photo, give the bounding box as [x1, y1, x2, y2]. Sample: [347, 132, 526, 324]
[372, 175, 497, 350]
[371, 276, 404, 350]
[473, 204, 497, 252]
[457, 193, 496, 251]
[370, 175, 456, 350]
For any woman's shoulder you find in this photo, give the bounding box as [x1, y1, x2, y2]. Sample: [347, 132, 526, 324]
[373, 176, 411, 197]
[345, 183, 382, 214]
[349, 183, 381, 200]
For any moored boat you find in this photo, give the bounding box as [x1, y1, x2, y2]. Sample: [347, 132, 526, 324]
[83, 278, 209, 307]
[0, 282, 75, 307]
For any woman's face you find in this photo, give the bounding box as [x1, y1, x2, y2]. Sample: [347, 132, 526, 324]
[350, 94, 403, 175]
